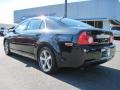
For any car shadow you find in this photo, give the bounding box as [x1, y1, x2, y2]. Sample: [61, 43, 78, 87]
[9, 53, 39, 70]
[52, 66, 120, 90]
[10, 54, 120, 90]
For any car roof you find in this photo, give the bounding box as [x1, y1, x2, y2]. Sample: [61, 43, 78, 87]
[30, 16, 63, 21]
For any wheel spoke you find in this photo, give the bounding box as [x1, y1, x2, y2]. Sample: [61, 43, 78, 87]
[46, 60, 51, 69]
[47, 56, 51, 60]
[40, 57, 45, 61]
[42, 63, 46, 70]
[43, 51, 47, 59]
[4, 41, 8, 53]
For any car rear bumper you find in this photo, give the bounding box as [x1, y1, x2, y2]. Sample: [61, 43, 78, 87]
[83, 56, 113, 66]
[57, 44, 115, 68]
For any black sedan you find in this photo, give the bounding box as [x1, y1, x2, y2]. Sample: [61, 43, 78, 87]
[4, 16, 115, 73]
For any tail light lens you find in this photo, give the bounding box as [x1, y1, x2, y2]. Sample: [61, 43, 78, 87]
[109, 35, 114, 43]
[77, 31, 94, 45]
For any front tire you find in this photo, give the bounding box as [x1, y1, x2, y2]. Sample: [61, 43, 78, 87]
[38, 47, 57, 74]
[4, 40, 11, 55]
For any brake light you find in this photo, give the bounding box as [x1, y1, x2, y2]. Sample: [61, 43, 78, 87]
[109, 35, 114, 43]
[77, 31, 94, 45]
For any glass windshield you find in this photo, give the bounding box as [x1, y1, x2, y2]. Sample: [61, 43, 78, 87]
[61, 18, 93, 28]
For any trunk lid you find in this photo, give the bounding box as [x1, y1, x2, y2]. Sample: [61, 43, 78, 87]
[89, 30, 113, 44]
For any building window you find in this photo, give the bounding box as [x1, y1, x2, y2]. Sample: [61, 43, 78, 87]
[82, 20, 103, 28]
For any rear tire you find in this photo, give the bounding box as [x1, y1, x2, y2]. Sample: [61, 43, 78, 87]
[38, 47, 58, 74]
[4, 40, 11, 55]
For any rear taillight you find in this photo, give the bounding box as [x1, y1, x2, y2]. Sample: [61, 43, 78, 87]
[109, 35, 114, 43]
[77, 31, 94, 45]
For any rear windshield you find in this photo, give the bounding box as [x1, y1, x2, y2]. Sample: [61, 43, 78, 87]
[45, 18, 93, 29]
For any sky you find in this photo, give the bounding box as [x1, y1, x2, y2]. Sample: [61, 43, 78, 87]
[0, 0, 83, 24]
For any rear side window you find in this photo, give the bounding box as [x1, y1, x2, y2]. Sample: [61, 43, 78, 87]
[27, 19, 43, 30]
[61, 18, 93, 28]
[45, 19, 65, 29]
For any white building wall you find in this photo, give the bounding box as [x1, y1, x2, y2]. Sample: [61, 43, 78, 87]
[14, 0, 119, 23]
[14, 5, 65, 23]
[116, 1, 120, 20]
[67, 0, 117, 19]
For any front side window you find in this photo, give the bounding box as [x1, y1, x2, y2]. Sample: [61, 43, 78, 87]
[27, 19, 42, 30]
[15, 20, 29, 33]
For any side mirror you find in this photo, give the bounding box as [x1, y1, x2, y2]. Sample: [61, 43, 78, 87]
[0, 27, 5, 30]
[8, 26, 15, 32]
[8, 26, 15, 30]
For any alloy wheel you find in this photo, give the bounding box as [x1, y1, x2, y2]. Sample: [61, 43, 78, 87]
[39, 50, 52, 72]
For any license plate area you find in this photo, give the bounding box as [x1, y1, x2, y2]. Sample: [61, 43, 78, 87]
[101, 48, 110, 57]
[96, 34, 110, 39]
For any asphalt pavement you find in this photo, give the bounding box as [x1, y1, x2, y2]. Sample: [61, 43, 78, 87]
[0, 37, 120, 90]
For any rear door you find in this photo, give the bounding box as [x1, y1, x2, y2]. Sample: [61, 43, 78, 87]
[18, 19, 44, 55]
